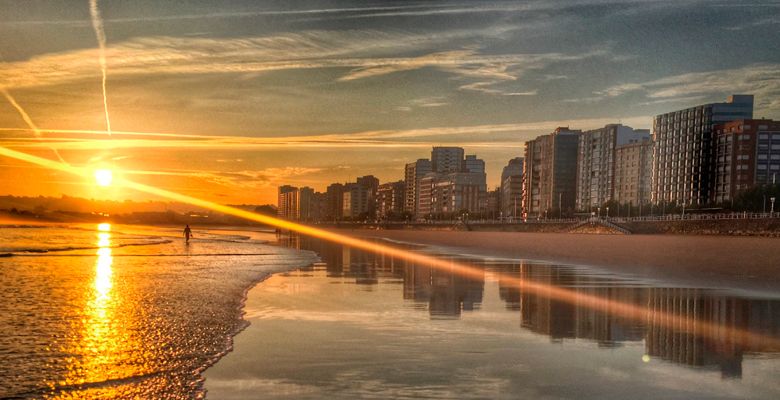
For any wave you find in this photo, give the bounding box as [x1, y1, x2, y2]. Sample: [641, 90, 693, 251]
[0, 239, 173, 255]
[9, 252, 278, 258]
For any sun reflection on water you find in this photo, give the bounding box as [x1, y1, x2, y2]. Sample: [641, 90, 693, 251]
[50, 223, 125, 396]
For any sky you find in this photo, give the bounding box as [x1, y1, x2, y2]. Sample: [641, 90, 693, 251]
[1, 0, 779, 204]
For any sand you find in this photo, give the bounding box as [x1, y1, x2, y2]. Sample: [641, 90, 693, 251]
[335, 229, 780, 294]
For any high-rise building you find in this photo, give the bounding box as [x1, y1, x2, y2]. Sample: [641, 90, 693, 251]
[417, 173, 436, 219]
[356, 175, 379, 218]
[500, 157, 523, 219]
[713, 119, 780, 203]
[342, 176, 379, 220]
[325, 183, 345, 221]
[404, 158, 433, 216]
[298, 186, 315, 221]
[652, 95, 754, 206]
[431, 146, 465, 173]
[376, 180, 406, 219]
[576, 124, 650, 210]
[277, 185, 300, 219]
[523, 127, 581, 218]
[485, 187, 501, 219]
[462, 154, 485, 174]
[614, 137, 653, 206]
[404, 159, 432, 216]
[427, 172, 484, 216]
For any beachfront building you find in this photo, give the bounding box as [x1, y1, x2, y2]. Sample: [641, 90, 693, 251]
[342, 175, 379, 220]
[575, 124, 650, 210]
[277, 185, 300, 219]
[500, 157, 523, 220]
[404, 159, 432, 217]
[652, 95, 754, 206]
[713, 119, 780, 204]
[523, 127, 581, 218]
[376, 180, 406, 219]
[614, 137, 653, 207]
[486, 187, 501, 220]
[432, 146, 465, 173]
[325, 183, 344, 221]
[278, 185, 324, 221]
[298, 186, 315, 221]
[430, 173, 484, 217]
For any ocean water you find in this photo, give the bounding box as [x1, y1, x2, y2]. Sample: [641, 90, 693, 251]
[0, 223, 316, 399]
[205, 235, 780, 399]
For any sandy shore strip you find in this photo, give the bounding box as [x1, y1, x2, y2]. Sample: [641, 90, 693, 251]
[333, 229, 780, 294]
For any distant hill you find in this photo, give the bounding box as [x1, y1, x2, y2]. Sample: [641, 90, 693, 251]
[0, 195, 277, 226]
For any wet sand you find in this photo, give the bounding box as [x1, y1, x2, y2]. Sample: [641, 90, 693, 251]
[335, 229, 780, 294]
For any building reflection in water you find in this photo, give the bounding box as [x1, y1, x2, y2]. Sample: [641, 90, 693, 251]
[279, 233, 780, 378]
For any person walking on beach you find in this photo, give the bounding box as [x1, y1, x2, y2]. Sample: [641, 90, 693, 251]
[183, 224, 193, 243]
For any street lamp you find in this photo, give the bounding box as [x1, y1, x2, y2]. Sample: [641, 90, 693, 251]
[606, 206, 609, 219]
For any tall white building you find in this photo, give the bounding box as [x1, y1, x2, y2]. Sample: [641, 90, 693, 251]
[576, 124, 650, 210]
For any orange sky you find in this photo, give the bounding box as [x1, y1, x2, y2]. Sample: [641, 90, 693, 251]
[2, 1, 778, 204]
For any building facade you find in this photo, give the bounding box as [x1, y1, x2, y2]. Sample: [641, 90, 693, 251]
[576, 124, 650, 210]
[277, 185, 300, 219]
[614, 137, 653, 206]
[404, 159, 432, 217]
[431, 146, 465, 173]
[376, 180, 406, 219]
[652, 95, 754, 206]
[325, 183, 344, 221]
[298, 186, 315, 221]
[523, 127, 581, 218]
[713, 119, 780, 203]
[500, 157, 523, 219]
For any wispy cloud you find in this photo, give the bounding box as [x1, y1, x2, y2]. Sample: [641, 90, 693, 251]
[0, 30, 620, 97]
[124, 166, 322, 189]
[565, 63, 780, 113]
[0, 113, 652, 152]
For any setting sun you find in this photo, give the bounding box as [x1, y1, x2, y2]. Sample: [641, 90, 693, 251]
[94, 169, 113, 187]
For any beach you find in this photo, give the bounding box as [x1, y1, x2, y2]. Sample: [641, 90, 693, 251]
[332, 229, 780, 293]
[4, 223, 779, 399]
[203, 233, 780, 399]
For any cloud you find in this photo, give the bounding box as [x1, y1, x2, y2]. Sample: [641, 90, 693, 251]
[125, 166, 322, 189]
[0, 113, 652, 155]
[0, 30, 620, 98]
[566, 63, 780, 113]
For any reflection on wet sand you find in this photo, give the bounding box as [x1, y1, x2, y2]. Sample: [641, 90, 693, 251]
[279, 234, 780, 379]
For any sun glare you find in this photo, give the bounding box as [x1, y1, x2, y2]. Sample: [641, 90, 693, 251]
[94, 169, 113, 187]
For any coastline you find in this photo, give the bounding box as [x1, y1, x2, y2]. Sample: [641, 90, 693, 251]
[195, 235, 319, 396]
[331, 229, 780, 294]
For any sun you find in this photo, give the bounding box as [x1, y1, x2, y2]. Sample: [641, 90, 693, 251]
[94, 169, 113, 187]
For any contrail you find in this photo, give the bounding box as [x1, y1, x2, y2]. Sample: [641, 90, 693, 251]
[0, 144, 778, 352]
[89, 0, 111, 135]
[0, 88, 68, 164]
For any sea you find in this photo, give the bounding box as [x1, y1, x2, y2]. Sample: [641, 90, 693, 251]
[2, 223, 780, 399]
[0, 223, 315, 398]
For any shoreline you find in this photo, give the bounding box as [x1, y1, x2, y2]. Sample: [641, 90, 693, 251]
[196, 240, 319, 397]
[333, 229, 780, 294]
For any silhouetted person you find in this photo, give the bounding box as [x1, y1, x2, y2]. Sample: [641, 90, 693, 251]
[183, 224, 192, 243]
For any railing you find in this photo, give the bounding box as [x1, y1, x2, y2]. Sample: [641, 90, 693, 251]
[332, 212, 779, 226]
